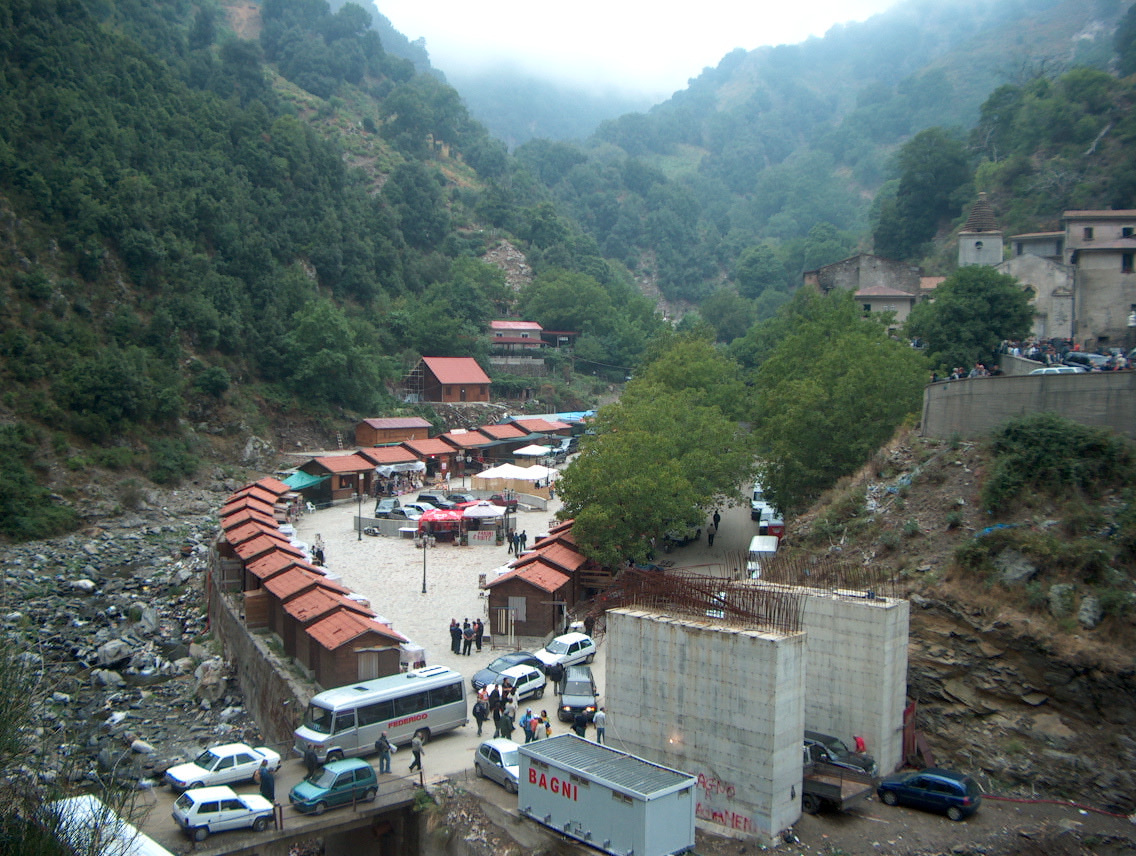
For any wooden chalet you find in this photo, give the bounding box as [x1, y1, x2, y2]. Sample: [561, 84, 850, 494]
[281, 588, 374, 661]
[407, 357, 491, 403]
[477, 422, 529, 460]
[399, 438, 456, 479]
[354, 417, 432, 447]
[489, 320, 544, 354]
[438, 429, 493, 477]
[261, 568, 350, 637]
[298, 453, 375, 502]
[486, 563, 572, 639]
[304, 611, 407, 688]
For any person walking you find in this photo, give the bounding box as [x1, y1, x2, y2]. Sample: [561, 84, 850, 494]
[374, 731, 392, 774]
[472, 697, 488, 737]
[409, 733, 424, 771]
[489, 687, 503, 736]
[593, 707, 607, 744]
[474, 618, 484, 652]
[507, 530, 516, 555]
[539, 710, 552, 740]
[303, 747, 319, 778]
[707, 522, 716, 548]
[500, 708, 515, 741]
[545, 661, 565, 693]
[462, 620, 474, 655]
[449, 619, 461, 655]
[519, 530, 528, 552]
[712, 510, 721, 530]
[572, 710, 589, 738]
[520, 708, 534, 743]
[527, 712, 542, 743]
[254, 760, 275, 802]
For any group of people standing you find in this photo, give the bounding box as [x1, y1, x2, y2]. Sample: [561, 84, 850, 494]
[449, 618, 484, 655]
[506, 529, 528, 555]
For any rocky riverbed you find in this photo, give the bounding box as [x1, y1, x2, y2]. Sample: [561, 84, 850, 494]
[0, 486, 272, 795]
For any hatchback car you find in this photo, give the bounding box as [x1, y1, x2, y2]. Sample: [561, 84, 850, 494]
[1063, 352, 1111, 371]
[474, 738, 521, 793]
[472, 651, 545, 691]
[386, 506, 422, 522]
[402, 501, 436, 517]
[489, 664, 546, 702]
[489, 494, 518, 512]
[373, 497, 402, 518]
[289, 758, 377, 814]
[446, 493, 478, 506]
[877, 768, 982, 821]
[1029, 365, 1085, 375]
[164, 743, 281, 791]
[534, 632, 597, 669]
[416, 493, 457, 510]
[804, 731, 878, 777]
[172, 785, 273, 841]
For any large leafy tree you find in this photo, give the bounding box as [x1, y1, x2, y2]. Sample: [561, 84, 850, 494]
[904, 266, 1032, 372]
[558, 344, 757, 567]
[753, 289, 927, 512]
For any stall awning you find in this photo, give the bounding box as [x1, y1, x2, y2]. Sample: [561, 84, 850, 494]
[283, 471, 330, 490]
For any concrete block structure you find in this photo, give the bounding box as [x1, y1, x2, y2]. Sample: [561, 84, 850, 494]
[606, 608, 806, 841]
[792, 587, 909, 775]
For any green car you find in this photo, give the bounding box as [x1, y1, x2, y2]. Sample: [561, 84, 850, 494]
[288, 758, 377, 815]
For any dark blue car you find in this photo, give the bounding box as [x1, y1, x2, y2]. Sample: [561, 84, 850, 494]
[877, 768, 982, 821]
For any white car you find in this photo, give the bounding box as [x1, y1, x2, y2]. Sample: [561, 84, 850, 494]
[164, 742, 281, 791]
[1029, 365, 1085, 375]
[172, 785, 273, 842]
[534, 632, 596, 669]
[489, 664, 546, 702]
[474, 738, 521, 793]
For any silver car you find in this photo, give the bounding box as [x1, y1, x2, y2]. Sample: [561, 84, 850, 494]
[474, 738, 520, 793]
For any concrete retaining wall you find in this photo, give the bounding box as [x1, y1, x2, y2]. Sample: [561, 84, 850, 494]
[795, 590, 909, 775]
[606, 609, 806, 841]
[207, 576, 312, 751]
[921, 372, 1136, 441]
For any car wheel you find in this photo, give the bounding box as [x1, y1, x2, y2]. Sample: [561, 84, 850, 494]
[474, 763, 484, 778]
[363, 788, 377, 803]
[505, 779, 517, 794]
[187, 781, 204, 789]
[947, 806, 964, 822]
[414, 728, 431, 744]
[881, 790, 898, 806]
[326, 750, 343, 763]
[313, 801, 328, 816]
[534, 686, 544, 700]
[253, 816, 269, 832]
[585, 653, 594, 663]
[802, 794, 822, 814]
[192, 826, 209, 842]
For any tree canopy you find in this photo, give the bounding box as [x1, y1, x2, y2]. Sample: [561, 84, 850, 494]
[752, 289, 927, 512]
[904, 267, 1033, 372]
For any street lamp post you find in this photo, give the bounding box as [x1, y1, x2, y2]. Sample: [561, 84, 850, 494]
[356, 482, 362, 541]
[421, 535, 431, 594]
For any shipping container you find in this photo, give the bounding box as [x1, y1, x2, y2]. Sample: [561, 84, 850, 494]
[519, 734, 696, 856]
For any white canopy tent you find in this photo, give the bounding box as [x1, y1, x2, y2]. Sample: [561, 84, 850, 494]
[514, 444, 554, 457]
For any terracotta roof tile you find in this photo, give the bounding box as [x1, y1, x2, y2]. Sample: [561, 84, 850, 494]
[306, 611, 406, 651]
[253, 477, 293, 496]
[221, 509, 277, 529]
[515, 541, 587, 572]
[235, 536, 305, 562]
[490, 320, 543, 331]
[225, 522, 289, 547]
[438, 430, 493, 450]
[421, 357, 491, 385]
[263, 568, 347, 601]
[246, 552, 314, 581]
[487, 562, 570, 593]
[510, 418, 562, 434]
[400, 438, 455, 457]
[284, 588, 374, 624]
[479, 424, 525, 441]
[220, 496, 276, 517]
[358, 446, 419, 465]
[961, 193, 999, 232]
[229, 485, 279, 505]
[308, 453, 374, 474]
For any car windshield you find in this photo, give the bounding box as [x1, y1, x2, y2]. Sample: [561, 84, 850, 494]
[545, 639, 570, 654]
[825, 736, 852, 755]
[499, 748, 520, 766]
[304, 704, 334, 735]
[193, 749, 221, 768]
[174, 794, 194, 810]
[563, 681, 591, 695]
[488, 655, 521, 671]
[307, 768, 337, 788]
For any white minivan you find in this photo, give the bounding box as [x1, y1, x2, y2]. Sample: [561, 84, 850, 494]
[747, 535, 779, 579]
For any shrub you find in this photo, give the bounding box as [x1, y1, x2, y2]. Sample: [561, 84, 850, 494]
[903, 518, 922, 537]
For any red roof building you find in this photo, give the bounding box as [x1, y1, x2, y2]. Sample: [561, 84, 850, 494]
[303, 612, 407, 689]
[299, 453, 375, 501]
[409, 357, 491, 403]
[354, 417, 433, 447]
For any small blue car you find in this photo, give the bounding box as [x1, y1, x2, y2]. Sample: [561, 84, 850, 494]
[289, 758, 377, 815]
[876, 768, 982, 821]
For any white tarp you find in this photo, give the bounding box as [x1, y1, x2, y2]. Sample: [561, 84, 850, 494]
[463, 502, 506, 518]
[374, 461, 426, 477]
[475, 463, 558, 482]
[514, 444, 554, 456]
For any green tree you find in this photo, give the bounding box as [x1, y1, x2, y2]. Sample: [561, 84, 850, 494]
[904, 267, 1032, 372]
[733, 244, 789, 299]
[557, 384, 756, 568]
[518, 270, 613, 334]
[753, 290, 927, 512]
[699, 288, 758, 344]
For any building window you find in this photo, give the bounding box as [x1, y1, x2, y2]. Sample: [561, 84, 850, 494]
[1123, 227, 1134, 238]
[1015, 242, 1023, 255]
[1123, 253, 1134, 274]
[1084, 227, 1094, 241]
[862, 304, 871, 313]
[975, 240, 983, 250]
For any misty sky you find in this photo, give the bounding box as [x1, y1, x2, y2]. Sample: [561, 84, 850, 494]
[375, 0, 901, 96]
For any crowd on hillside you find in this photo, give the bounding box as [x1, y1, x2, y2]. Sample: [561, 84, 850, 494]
[999, 337, 1131, 369]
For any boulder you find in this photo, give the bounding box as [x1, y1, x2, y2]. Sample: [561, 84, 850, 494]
[1077, 595, 1103, 629]
[96, 639, 134, 668]
[994, 550, 1037, 585]
[1048, 583, 1076, 618]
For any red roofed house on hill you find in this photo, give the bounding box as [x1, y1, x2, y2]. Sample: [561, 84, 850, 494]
[404, 357, 491, 403]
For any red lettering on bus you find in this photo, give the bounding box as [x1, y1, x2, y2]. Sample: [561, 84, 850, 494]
[389, 712, 428, 729]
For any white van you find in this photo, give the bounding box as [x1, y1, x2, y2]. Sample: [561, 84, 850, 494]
[293, 665, 467, 762]
[747, 535, 779, 579]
